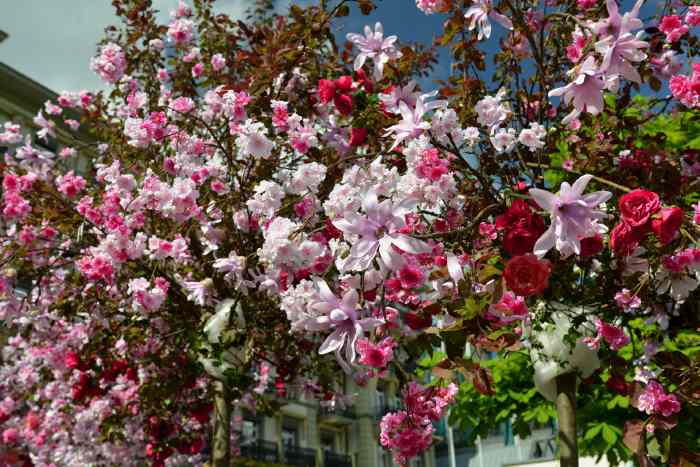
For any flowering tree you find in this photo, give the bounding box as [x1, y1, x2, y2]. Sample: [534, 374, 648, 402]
[0, 0, 698, 466]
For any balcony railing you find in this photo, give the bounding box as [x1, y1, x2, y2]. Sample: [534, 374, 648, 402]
[374, 402, 401, 420]
[324, 451, 353, 467]
[318, 405, 356, 423]
[283, 445, 317, 467]
[239, 439, 281, 463]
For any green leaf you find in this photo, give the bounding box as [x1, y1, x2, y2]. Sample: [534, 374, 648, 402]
[585, 424, 603, 441]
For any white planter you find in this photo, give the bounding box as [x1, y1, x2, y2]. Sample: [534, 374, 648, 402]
[529, 303, 600, 402]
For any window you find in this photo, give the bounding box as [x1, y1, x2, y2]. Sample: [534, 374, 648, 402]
[321, 430, 336, 452]
[281, 417, 300, 447]
[241, 418, 258, 445]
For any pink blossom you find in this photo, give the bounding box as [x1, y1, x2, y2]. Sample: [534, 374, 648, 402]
[687, 6, 700, 27]
[415, 0, 447, 14]
[56, 171, 87, 198]
[614, 288, 641, 312]
[90, 42, 126, 84]
[595, 319, 630, 350]
[636, 380, 682, 417]
[211, 53, 226, 72]
[659, 15, 688, 43]
[168, 18, 194, 45]
[487, 291, 529, 324]
[2, 427, 19, 444]
[356, 337, 396, 368]
[576, 0, 597, 10]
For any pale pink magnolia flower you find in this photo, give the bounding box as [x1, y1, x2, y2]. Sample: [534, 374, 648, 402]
[333, 191, 431, 272]
[590, 0, 644, 38]
[310, 279, 383, 373]
[529, 174, 611, 258]
[464, 0, 513, 40]
[181, 278, 214, 306]
[475, 89, 509, 131]
[346, 22, 402, 80]
[595, 30, 648, 83]
[379, 80, 419, 114]
[213, 252, 246, 284]
[33, 111, 56, 141]
[384, 91, 445, 149]
[549, 56, 606, 124]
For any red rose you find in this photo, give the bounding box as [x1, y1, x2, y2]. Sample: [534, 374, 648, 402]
[651, 207, 684, 245]
[503, 254, 551, 296]
[355, 69, 373, 92]
[496, 199, 533, 230]
[64, 351, 81, 370]
[317, 79, 336, 104]
[618, 189, 660, 227]
[579, 235, 604, 258]
[349, 127, 367, 146]
[610, 222, 644, 256]
[333, 93, 353, 115]
[335, 75, 353, 92]
[503, 228, 539, 256]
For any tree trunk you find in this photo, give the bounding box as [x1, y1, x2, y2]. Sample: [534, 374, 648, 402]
[556, 373, 579, 467]
[212, 379, 231, 467]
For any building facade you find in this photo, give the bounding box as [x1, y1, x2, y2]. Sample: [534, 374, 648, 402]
[235, 377, 438, 467]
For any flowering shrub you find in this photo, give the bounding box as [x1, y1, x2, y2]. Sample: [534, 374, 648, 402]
[0, 0, 699, 466]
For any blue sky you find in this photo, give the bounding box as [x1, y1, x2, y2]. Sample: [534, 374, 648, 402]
[0, 0, 454, 93]
[0, 0, 669, 94]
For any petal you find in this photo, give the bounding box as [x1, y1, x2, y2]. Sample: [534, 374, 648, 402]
[315, 279, 337, 303]
[446, 253, 465, 283]
[490, 11, 513, 30]
[341, 288, 359, 310]
[582, 190, 612, 206]
[571, 174, 594, 198]
[319, 328, 345, 355]
[529, 188, 557, 212]
[533, 224, 556, 258]
[330, 308, 349, 322]
[354, 53, 368, 72]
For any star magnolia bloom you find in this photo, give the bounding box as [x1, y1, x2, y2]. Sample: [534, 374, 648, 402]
[384, 91, 446, 150]
[311, 280, 383, 373]
[464, 0, 513, 41]
[346, 22, 402, 80]
[333, 191, 431, 272]
[529, 174, 611, 258]
[549, 56, 606, 124]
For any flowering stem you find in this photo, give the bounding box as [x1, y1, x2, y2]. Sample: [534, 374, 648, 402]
[555, 373, 579, 467]
[525, 162, 631, 193]
[211, 379, 231, 467]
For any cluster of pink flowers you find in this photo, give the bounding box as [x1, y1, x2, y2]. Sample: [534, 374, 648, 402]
[670, 63, 700, 109]
[90, 42, 127, 84]
[636, 380, 682, 418]
[380, 383, 457, 465]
